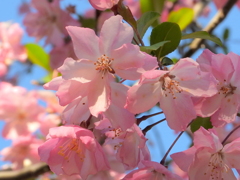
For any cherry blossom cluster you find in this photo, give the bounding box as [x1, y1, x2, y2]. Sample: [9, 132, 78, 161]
[1, 0, 240, 180]
[38, 13, 240, 180]
[0, 82, 63, 170]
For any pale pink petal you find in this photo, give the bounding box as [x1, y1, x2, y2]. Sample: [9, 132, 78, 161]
[159, 92, 196, 131]
[99, 15, 133, 55]
[125, 81, 161, 114]
[111, 44, 145, 80]
[62, 97, 91, 125]
[66, 26, 100, 60]
[88, 75, 111, 116]
[193, 127, 223, 150]
[211, 94, 239, 126]
[89, 0, 118, 10]
[56, 80, 88, 106]
[171, 146, 197, 172]
[59, 58, 97, 83]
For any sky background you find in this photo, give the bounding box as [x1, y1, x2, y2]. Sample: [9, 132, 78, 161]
[0, 0, 240, 170]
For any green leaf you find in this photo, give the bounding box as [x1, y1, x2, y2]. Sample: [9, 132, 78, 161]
[25, 43, 51, 72]
[161, 57, 173, 66]
[140, 0, 154, 13]
[181, 31, 223, 47]
[190, 116, 213, 133]
[167, 8, 194, 30]
[136, 11, 160, 39]
[150, 22, 181, 58]
[223, 28, 229, 41]
[140, 41, 170, 54]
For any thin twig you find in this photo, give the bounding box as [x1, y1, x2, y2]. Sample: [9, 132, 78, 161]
[142, 118, 166, 135]
[222, 124, 240, 144]
[160, 120, 193, 165]
[137, 111, 164, 125]
[0, 163, 50, 180]
[183, 0, 237, 58]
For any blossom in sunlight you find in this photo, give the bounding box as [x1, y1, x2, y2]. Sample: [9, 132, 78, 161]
[23, 0, 79, 46]
[45, 15, 156, 118]
[0, 22, 27, 76]
[125, 58, 217, 131]
[171, 127, 240, 180]
[122, 160, 183, 180]
[38, 125, 110, 179]
[1, 135, 43, 169]
[195, 50, 240, 127]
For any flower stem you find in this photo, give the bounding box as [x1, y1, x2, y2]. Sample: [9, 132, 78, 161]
[137, 111, 163, 125]
[222, 124, 240, 144]
[142, 118, 166, 135]
[160, 120, 193, 165]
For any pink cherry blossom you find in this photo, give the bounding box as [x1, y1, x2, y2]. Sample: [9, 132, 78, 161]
[23, 0, 79, 46]
[38, 125, 110, 178]
[0, 82, 44, 139]
[45, 15, 156, 117]
[171, 127, 240, 180]
[105, 124, 151, 170]
[123, 160, 183, 180]
[0, 22, 27, 76]
[1, 135, 43, 169]
[195, 50, 240, 127]
[126, 58, 217, 131]
[89, 0, 119, 11]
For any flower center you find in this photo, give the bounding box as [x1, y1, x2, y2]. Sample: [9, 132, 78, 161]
[219, 82, 236, 97]
[159, 73, 182, 99]
[94, 54, 115, 78]
[58, 138, 85, 162]
[204, 152, 229, 179]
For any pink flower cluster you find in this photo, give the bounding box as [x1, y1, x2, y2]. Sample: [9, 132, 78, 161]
[37, 13, 240, 179]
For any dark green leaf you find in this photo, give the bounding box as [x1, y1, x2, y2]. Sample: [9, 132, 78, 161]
[190, 116, 213, 133]
[167, 8, 194, 30]
[161, 57, 173, 66]
[25, 43, 51, 72]
[137, 11, 160, 39]
[150, 22, 181, 58]
[140, 41, 169, 54]
[181, 31, 223, 47]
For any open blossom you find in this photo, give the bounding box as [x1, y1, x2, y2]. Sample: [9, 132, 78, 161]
[45, 15, 156, 117]
[45, 77, 136, 130]
[0, 82, 44, 139]
[195, 50, 240, 127]
[0, 22, 27, 76]
[105, 124, 151, 170]
[38, 125, 110, 179]
[23, 0, 79, 46]
[1, 135, 43, 169]
[171, 127, 240, 180]
[125, 58, 217, 131]
[123, 160, 183, 180]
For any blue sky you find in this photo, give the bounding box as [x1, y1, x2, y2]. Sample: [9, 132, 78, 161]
[0, 0, 240, 168]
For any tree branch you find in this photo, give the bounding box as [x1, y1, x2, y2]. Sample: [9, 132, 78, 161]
[0, 163, 50, 180]
[183, 0, 237, 57]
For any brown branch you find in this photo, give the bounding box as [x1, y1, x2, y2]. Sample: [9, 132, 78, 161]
[0, 163, 50, 180]
[183, 0, 237, 58]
